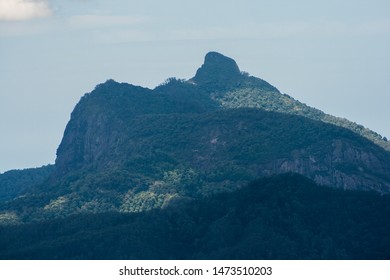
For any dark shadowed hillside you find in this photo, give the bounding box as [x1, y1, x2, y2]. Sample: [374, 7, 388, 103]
[0, 165, 54, 202]
[1, 174, 389, 260]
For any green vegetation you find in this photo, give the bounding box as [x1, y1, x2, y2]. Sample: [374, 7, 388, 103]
[212, 87, 390, 151]
[0, 174, 389, 260]
[3, 107, 389, 224]
[1, 52, 390, 260]
[0, 165, 54, 202]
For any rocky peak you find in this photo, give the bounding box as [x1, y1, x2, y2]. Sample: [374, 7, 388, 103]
[192, 52, 243, 87]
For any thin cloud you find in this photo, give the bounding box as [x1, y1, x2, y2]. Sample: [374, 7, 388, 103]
[167, 20, 390, 41]
[0, 0, 52, 21]
[68, 15, 148, 29]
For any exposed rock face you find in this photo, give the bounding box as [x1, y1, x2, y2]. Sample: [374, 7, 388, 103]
[261, 139, 390, 193]
[55, 101, 121, 175]
[192, 51, 242, 86]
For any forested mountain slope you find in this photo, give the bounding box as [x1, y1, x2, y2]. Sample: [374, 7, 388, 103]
[1, 52, 390, 224]
[1, 174, 389, 260]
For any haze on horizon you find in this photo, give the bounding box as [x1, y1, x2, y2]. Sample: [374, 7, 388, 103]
[1, 0, 389, 173]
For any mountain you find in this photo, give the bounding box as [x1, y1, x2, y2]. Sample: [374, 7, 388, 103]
[1, 174, 389, 260]
[1, 51, 390, 224]
[0, 165, 53, 202]
[1, 51, 390, 260]
[54, 52, 390, 191]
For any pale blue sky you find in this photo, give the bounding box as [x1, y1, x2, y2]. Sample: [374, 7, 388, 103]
[1, 0, 390, 173]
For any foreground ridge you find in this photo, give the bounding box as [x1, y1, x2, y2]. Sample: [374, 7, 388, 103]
[1, 174, 389, 260]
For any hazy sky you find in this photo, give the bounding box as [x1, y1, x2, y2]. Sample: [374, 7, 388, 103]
[1, 0, 389, 173]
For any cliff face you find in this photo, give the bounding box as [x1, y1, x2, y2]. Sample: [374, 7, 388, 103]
[262, 139, 390, 192]
[54, 78, 218, 176]
[55, 94, 122, 175]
